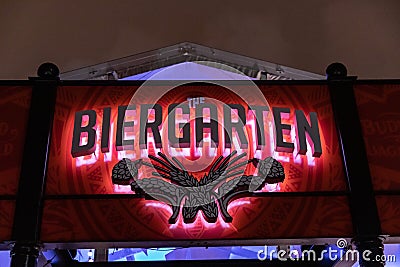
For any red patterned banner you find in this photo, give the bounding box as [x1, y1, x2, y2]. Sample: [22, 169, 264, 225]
[0, 200, 15, 242]
[41, 83, 350, 243]
[354, 84, 400, 190]
[0, 86, 31, 195]
[41, 196, 352, 243]
[46, 84, 346, 195]
[376, 196, 400, 236]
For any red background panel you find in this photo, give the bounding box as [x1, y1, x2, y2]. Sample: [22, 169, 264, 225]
[376, 196, 400, 236]
[41, 196, 352, 243]
[0, 200, 15, 241]
[46, 84, 346, 195]
[0, 86, 31, 195]
[354, 84, 400, 191]
[43, 84, 349, 243]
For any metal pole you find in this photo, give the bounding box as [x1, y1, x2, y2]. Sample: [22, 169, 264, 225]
[10, 63, 59, 267]
[326, 63, 384, 267]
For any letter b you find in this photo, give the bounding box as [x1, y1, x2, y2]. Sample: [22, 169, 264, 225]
[71, 110, 97, 157]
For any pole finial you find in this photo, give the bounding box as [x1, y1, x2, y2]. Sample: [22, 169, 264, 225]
[37, 63, 60, 79]
[326, 62, 347, 80]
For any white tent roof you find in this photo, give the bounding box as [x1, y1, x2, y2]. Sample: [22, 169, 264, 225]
[60, 42, 324, 81]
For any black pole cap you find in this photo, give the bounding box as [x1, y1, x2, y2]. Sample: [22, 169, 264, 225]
[326, 62, 348, 80]
[37, 62, 60, 79]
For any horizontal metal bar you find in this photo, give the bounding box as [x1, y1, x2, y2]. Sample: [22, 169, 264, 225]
[0, 196, 17, 200]
[374, 191, 400, 196]
[41, 237, 351, 250]
[1, 79, 400, 87]
[44, 191, 349, 200]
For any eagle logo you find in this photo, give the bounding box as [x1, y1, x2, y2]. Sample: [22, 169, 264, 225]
[111, 151, 285, 224]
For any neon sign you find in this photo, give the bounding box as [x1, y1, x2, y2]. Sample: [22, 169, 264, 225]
[71, 103, 322, 159]
[68, 95, 323, 224]
[42, 83, 349, 242]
